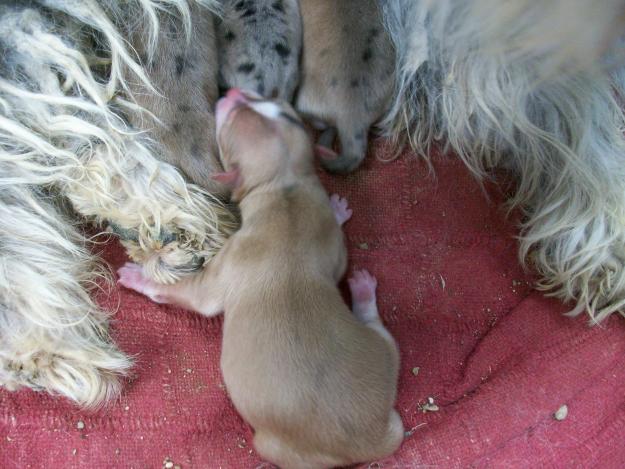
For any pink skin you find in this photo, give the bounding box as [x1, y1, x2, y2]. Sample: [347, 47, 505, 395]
[117, 262, 168, 304]
[216, 87, 248, 134]
[329, 194, 352, 226]
[348, 269, 380, 324]
[348, 269, 377, 304]
[315, 144, 339, 160]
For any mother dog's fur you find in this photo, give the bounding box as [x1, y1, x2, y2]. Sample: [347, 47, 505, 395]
[381, 0, 625, 322]
[0, 0, 235, 406]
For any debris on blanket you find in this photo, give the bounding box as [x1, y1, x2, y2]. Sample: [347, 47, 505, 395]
[420, 397, 439, 413]
[411, 367, 420, 376]
[162, 457, 181, 469]
[554, 404, 568, 421]
[404, 422, 427, 438]
[76, 420, 85, 430]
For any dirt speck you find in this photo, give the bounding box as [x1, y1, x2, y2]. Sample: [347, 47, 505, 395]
[404, 422, 427, 437]
[421, 397, 439, 413]
[411, 367, 420, 376]
[358, 242, 369, 250]
[554, 404, 568, 421]
[76, 421, 85, 430]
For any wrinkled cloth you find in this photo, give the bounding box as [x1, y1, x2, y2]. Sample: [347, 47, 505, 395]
[2, 141, 624, 469]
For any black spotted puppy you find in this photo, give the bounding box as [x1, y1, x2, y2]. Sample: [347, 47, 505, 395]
[216, 0, 301, 101]
[296, 0, 395, 173]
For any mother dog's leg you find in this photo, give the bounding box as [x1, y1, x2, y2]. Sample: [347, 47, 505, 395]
[0, 187, 131, 407]
[381, 0, 625, 322]
[0, 1, 233, 405]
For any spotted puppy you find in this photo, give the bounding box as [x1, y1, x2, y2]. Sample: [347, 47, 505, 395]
[296, 0, 394, 173]
[216, 0, 301, 100]
[118, 89, 403, 468]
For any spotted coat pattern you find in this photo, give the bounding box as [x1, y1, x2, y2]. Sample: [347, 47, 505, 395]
[216, 0, 302, 101]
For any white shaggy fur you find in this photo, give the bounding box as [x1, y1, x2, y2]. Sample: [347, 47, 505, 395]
[0, 0, 234, 407]
[0, 185, 129, 405]
[381, 0, 625, 323]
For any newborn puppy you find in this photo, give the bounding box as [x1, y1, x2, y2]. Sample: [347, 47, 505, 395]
[295, 0, 395, 173]
[118, 89, 403, 468]
[216, 0, 302, 100]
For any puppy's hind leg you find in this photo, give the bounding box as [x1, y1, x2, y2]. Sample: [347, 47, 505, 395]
[329, 194, 353, 226]
[347, 270, 404, 459]
[347, 270, 396, 348]
[254, 431, 342, 469]
[348, 271, 404, 456]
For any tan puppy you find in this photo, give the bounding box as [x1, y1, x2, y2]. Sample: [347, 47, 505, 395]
[295, 0, 395, 173]
[118, 88, 403, 468]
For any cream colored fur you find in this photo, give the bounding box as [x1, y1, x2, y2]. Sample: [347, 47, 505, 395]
[118, 91, 403, 467]
[0, 0, 234, 406]
[382, 0, 625, 322]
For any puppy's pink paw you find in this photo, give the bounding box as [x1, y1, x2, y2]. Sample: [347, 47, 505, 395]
[117, 262, 149, 293]
[348, 269, 377, 304]
[330, 194, 352, 226]
[118, 263, 169, 303]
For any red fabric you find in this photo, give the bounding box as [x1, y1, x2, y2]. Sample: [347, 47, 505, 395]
[2, 141, 625, 468]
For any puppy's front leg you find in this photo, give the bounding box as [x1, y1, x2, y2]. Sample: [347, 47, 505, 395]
[118, 262, 225, 317]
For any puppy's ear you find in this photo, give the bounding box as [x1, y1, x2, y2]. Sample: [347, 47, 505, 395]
[314, 144, 338, 161]
[211, 167, 242, 188]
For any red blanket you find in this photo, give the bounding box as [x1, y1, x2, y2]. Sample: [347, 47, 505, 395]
[2, 142, 625, 468]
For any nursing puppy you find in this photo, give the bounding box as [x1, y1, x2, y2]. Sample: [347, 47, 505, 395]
[216, 0, 301, 100]
[295, 0, 394, 173]
[118, 89, 403, 468]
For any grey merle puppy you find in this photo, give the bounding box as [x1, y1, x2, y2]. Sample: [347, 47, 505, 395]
[216, 0, 302, 100]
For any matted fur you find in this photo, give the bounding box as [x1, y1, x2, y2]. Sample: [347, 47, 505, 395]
[0, 185, 129, 405]
[381, 0, 625, 323]
[0, 0, 234, 406]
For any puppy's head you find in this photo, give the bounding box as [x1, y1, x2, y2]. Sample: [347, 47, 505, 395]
[214, 88, 313, 200]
